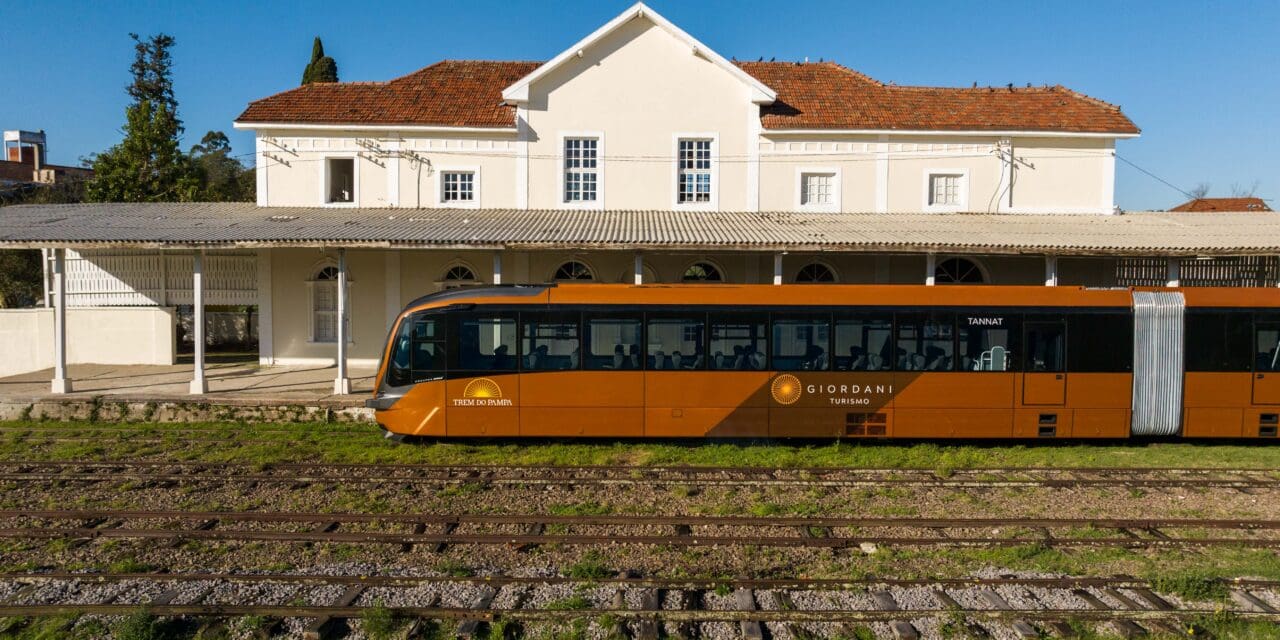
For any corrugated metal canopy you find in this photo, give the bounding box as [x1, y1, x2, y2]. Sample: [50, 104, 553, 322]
[0, 203, 1278, 256]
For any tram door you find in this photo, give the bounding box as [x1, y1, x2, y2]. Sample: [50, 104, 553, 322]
[1253, 322, 1280, 404]
[1023, 320, 1066, 405]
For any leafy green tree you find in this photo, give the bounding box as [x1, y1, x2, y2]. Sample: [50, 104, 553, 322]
[85, 33, 199, 202]
[301, 37, 339, 84]
[190, 131, 254, 201]
[0, 250, 43, 308]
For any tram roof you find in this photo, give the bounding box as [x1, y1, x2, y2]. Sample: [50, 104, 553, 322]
[1, 203, 1279, 257]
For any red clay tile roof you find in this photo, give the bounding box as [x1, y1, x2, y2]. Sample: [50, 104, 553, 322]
[237, 60, 1139, 134]
[739, 61, 1138, 133]
[237, 60, 541, 128]
[1169, 197, 1272, 212]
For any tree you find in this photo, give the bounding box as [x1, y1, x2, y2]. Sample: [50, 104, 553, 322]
[301, 37, 339, 84]
[190, 131, 255, 201]
[1189, 183, 1211, 199]
[0, 250, 43, 309]
[85, 33, 199, 202]
[1231, 180, 1260, 198]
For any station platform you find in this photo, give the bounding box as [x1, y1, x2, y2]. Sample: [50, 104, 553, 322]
[0, 363, 377, 423]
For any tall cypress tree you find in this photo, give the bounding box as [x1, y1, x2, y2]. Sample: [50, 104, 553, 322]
[301, 37, 339, 85]
[85, 33, 198, 202]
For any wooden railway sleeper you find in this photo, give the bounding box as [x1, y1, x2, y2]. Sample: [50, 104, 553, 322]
[931, 589, 990, 638]
[976, 589, 1039, 639]
[1072, 588, 1148, 638]
[733, 588, 764, 640]
[302, 584, 365, 640]
[455, 587, 497, 639]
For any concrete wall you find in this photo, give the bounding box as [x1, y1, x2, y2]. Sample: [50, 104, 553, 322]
[0, 307, 176, 377]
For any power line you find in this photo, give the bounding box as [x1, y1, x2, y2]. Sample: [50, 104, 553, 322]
[1116, 155, 1194, 200]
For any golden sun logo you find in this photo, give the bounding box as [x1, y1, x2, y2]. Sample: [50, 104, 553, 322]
[770, 374, 802, 405]
[462, 378, 502, 399]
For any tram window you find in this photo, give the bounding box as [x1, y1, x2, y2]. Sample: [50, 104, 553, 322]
[521, 314, 579, 371]
[1256, 322, 1280, 372]
[958, 315, 1017, 371]
[896, 313, 955, 371]
[709, 314, 767, 370]
[647, 317, 705, 370]
[584, 316, 643, 370]
[773, 315, 831, 371]
[835, 314, 893, 371]
[1024, 321, 1065, 372]
[451, 313, 517, 371]
[1069, 313, 1134, 372]
[386, 317, 416, 387]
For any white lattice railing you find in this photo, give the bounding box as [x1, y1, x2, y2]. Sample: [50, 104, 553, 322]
[56, 250, 258, 307]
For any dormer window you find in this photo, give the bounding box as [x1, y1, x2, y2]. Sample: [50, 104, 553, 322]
[325, 158, 355, 204]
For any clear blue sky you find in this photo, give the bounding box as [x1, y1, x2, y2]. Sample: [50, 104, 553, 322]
[2, 0, 1275, 210]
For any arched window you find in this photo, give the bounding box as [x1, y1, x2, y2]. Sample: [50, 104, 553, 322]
[682, 262, 723, 282]
[311, 265, 340, 342]
[554, 260, 594, 281]
[935, 258, 986, 284]
[442, 264, 478, 289]
[795, 263, 836, 284]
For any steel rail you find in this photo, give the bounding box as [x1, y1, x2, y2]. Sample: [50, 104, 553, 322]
[6, 571, 1280, 590]
[0, 461, 1276, 489]
[0, 604, 1274, 624]
[5, 509, 1278, 530]
[6, 460, 1279, 473]
[4, 526, 1272, 548]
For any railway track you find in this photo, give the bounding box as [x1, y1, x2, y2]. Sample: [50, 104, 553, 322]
[2, 460, 1277, 490]
[2, 572, 1278, 639]
[4, 508, 1279, 549]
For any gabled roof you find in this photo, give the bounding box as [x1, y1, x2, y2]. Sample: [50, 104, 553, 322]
[236, 61, 540, 129]
[741, 61, 1139, 134]
[499, 2, 776, 105]
[237, 60, 1140, 134]
[1169, 197, 1271, 212]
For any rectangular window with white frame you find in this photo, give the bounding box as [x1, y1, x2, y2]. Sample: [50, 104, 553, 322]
[923, 170, 969, 212]
[439, 168, 480, 207]
[796, 167, 841, 211]
[563, 137, 599, 204]
[324, 157, 356, 205]
[676, 138, 714, 205]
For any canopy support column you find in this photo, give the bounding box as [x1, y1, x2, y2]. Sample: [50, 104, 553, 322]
[772, 253, 783, 285]
[1166, 258, 1181, 287]
[50, 248, 70, 394]
[189, 250, 207, 394]
[334, 248, 351, 395]
[1044, 256, 1059, 286]
[925, 253, 937, 286]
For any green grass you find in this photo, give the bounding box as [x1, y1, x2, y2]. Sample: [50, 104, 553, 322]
[5, 420, 1280, 469]
[544, 595, 592, 611]
[565, 550, 612, 580]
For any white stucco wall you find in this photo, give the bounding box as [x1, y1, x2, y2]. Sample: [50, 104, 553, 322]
[243, 17, 1122, 214]
[522, 16, 756, 211]
[0, 307, 176, 377]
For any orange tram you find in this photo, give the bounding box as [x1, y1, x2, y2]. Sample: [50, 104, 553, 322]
[367, 284, 1280, 440]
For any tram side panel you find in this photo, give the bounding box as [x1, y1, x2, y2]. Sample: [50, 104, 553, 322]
[1182, 309, 1274, 438]
[645, 371, 770, 438]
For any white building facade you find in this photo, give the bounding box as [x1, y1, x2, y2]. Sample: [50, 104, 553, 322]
[11, 3, 1279, 393]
